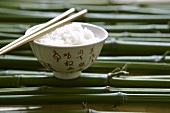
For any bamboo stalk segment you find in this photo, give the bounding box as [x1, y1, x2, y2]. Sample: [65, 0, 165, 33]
[0, 92, 169, 105]
[1, 55, 170, 74]
[85, 13, 170, 23]
[2, 37, 170, 55]
[0, 109, 150, 113]
[0, 86, 170, 95]
[0, 73, 170, 88]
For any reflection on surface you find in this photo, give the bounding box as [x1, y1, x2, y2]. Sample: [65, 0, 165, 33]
[0, 106, 41, 111]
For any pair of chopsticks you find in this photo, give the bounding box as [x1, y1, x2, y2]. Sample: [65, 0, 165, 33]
[0, 8, 87, 55]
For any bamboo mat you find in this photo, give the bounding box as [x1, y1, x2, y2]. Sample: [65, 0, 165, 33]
[1, 0, 170, 112]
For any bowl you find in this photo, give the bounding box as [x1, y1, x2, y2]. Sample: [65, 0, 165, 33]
[26, 22, 108, 79]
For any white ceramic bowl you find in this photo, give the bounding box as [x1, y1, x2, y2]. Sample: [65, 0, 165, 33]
[26, 23, 108, 79]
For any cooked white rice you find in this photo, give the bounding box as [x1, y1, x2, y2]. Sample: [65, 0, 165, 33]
[35, 23, 100, 46]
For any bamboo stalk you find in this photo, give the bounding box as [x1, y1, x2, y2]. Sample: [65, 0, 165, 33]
[5, 50, 170, 63]
[0, 7, 61, 17]
[0, 110, 149, 113]
[2, 0, 170, 15]
[1, 24, 170, 34]
[1, 0, 109, 5]
[0, 73, 170, 88]
[0, 23, 31, 28]
[102, 39, 170, 55]
[110, 77, 170, 88]
[97, 55, 170, 63]
[0, 69, 169, 78]
[0, 40, 31, 51]
[85, 13, 170, 23]
[141, 3, 170, 10]
[0, 33, 22, 39]
[1, 55, 170, 74]
[116, 37, 170, 42]
[0, 93, 122, 105]
[112, 0, 170, 4]
[0, 15, 52, 23]
[0, 86, 170, 95]
[0, 70, 52, 76]
[101, 24, 170, 33]
[109, 33, 170, 38]
[0, 28, 25, 34]
[8, 50, 34, 56]
[0, 92, 169, 105]
[2, 69, 170, 79]
[1, 12, 170, 23]
[120, 75, 170, 79]
[2, 38, 170, 55]
[3, 50, 170, 63]
[69, 5, 170, 14]
[0, 110, 87, 113]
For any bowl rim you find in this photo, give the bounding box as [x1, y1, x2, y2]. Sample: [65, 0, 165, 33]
[27, 22, 108, 48]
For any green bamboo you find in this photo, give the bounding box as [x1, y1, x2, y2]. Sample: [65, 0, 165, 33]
[0, 74, 108, 87]
[110, 76, 170, 88]
[0, 40, 31, 51]
[0, 33, 22, 38]
[2, 69, 170, 79]
[0, 23, 32, 28]
[0, 15, 53, 23]
[2, 24, 170, 34]
[111, 0, 170, 4]
[0, 2, 65, 11]
[2, 38, 170, 55]
[0, 28, 25, 34]
[1, 55, 170, 74]
[29, 4, 170, 14]
[116, 37, 170, 42]
[5, 50, 170, 62]
[0, 109, 148, 113]
[109, 33, 170, 38]
[0, 73, 170, 88]
[8, 50, 34, 56]
[102, 39, 170, 55]
[0, 86, 170, 95]
[0, 110, 87, 113]
[69, 5, 170, 14]
[0, 92, 169, 105]
[140, 3, 170, 10]
[85, 13, 170, 23]
[0, 70, 52, 76]
[101, 24, 170, 33]
[0, 8, 61, 17]
[1, 0, 109, 5]
[1, 0, 170, 15]
[1, 12, 170, 23]
[97, 55, 170, 63]
[0, 93, 122, 105]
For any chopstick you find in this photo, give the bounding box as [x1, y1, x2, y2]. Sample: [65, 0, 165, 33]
[0, 9, 87, 55]
[0, 8, 75, 55]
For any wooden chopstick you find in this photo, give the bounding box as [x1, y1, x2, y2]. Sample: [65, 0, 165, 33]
[0, 8, 75, 54]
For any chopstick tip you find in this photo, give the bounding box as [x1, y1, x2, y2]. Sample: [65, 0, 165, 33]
[70, 8, 76, 12]
[83, 9, 88, 13]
